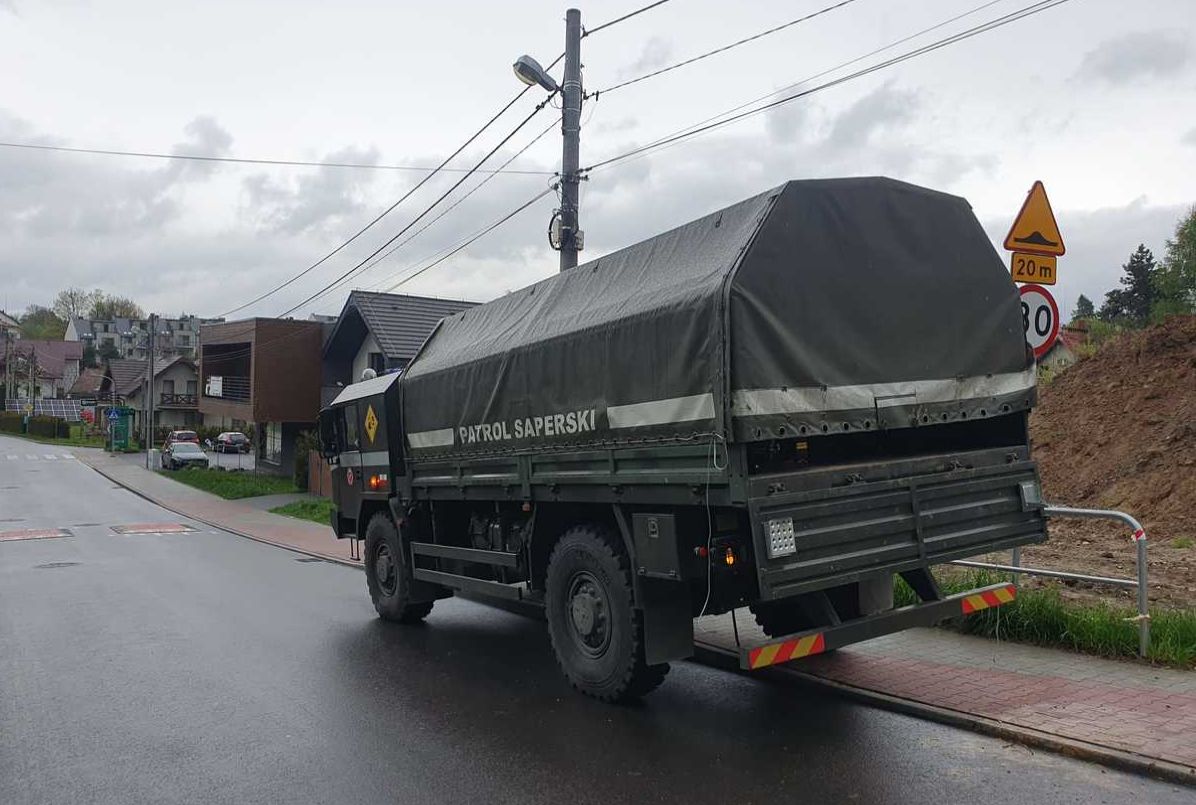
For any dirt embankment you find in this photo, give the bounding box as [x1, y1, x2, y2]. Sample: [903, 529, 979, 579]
[1021, 315, 1195, 608]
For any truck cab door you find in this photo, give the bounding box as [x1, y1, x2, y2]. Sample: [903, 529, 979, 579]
[337, 402, 364, 533]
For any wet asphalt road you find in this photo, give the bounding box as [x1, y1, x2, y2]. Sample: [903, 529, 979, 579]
[1, 434, 1191, 805]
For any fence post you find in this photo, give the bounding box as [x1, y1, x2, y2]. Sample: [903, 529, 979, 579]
[1135, 529, 1150, 659]
[1011, 546, 1022, 589]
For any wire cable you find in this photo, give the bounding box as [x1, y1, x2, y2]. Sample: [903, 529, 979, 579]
[382, 186, 556, 293]
[583, 0, 673, 37]
[363, 116, 561, 292]
[221, 59, 561, 319]
[592, 0, 861, 96]
[0, 140, 556, 175]
[196, 189, 551, 364]
[582, 0, 1074, 174]
[278, 97, 555, 317]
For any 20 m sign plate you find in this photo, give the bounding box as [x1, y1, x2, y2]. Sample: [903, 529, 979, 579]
[1020, 284, 1060, 360]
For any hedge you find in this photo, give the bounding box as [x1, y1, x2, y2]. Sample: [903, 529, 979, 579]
[27, 415, 71, 439]
[0, 412, 22, 434]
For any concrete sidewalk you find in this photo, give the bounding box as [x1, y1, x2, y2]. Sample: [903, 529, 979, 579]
[695, 613, 1196, 784]
[78, 448, 1194, 785]
[76, 450, 360, 567]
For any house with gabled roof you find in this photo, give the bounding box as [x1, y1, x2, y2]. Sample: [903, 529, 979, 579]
[321, 290, 478, 405]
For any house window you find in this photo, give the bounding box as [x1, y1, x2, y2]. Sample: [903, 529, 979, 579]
[369, 352, 386, 374]
[186, 380, 197, 395]
[265, 422, 282, 465]
[162, 379, 175, 396]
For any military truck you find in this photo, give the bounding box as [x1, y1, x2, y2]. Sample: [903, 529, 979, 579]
[319, 178, 1044, 701]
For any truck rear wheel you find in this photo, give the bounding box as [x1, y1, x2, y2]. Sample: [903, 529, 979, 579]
[364, 513, 434, 624]
[545, 525, 669, 702]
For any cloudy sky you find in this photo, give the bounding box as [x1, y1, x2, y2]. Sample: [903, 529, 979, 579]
[1, 0, 1193, 322]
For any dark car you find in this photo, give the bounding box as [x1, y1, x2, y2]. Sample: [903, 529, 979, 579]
[161, 441, 209, 471]
[163, 430, 200, 451]
[215, 432, 251, 453]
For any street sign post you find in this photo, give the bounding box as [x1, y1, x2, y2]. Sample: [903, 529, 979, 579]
[1010, 252, 1057, 285]
[1019, 284, 1060, 359]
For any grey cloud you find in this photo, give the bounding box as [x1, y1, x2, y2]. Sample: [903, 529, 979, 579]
[1076, 31, 1190, 84]
[617, 37, 672, 80]
[1183, 128, 1196, 147]
[0, 111, 226, 239]
[827, 83, 919, 148]
[242, 145, 382, 235]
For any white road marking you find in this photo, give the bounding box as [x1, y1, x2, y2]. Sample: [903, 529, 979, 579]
[61, 454, 73, 459]
[6, 455, 15, 460]
[43, 454, 57, 460]
[25, 455, 37, 460]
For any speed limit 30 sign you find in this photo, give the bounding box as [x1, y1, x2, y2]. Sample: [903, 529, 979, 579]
[1019, 284, 1059, 359]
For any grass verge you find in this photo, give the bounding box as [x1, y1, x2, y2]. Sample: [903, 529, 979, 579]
[897, 570, 1196, 669]
[2, 431, 107, 448]
[270, 498, 334, 526]
[159, 467, 298, 499]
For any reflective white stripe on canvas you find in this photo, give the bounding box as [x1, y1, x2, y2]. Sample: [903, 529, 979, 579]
[607, 393, 716, 429]
[407, 428, 456, 449]
[731, 367, 1036, 417]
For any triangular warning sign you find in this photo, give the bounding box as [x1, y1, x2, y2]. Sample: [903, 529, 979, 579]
[1004, 180, 1065, 256]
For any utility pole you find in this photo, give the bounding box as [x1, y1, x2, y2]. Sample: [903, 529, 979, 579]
[147, 313, 156, 462]
[558, 7, 583, 271]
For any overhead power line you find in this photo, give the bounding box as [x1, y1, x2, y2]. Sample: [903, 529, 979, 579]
[0, 140, 556, 175]
[363, 116, 561, 292]
[593, 0, 861, 96]
[383, 187, 556, 293]
[583, 0, 673, 37]
[278, 96, 556, 317]
[221, 57, 561, 319]
[582, 0, 1075, 175]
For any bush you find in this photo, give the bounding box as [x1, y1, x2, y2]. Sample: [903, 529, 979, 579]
[26, 415, 70, 439]
[0, 412, 22, 434]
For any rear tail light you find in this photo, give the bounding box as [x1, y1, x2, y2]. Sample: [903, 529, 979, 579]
[368, 474, 389, 492]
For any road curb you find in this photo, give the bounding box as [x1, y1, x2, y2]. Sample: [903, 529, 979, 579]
[692, 642, 1196, 788]
[79, 456, 364, 571]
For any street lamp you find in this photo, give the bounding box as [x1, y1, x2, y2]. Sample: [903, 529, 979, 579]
[512, 55, 558, 93]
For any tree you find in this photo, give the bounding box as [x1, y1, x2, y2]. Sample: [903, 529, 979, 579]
[18, 306, 66, 339]
[52, 287, 102, 321]
[88, 294, 144, 320]
[1099, 244, 1156, 326]
[97, 341, 121, 362]
[1072, 294, 1095, 321]
[1152, 206, 1196, 320]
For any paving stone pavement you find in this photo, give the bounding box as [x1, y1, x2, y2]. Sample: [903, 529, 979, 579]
[695, 613, 1196, 773]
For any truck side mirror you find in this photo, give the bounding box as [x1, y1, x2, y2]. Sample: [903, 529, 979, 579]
[318, 410, 339, 460]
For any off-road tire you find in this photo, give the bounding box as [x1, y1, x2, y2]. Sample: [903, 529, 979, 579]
[364, 512, 434, 624]
[545, 524, 669, 702]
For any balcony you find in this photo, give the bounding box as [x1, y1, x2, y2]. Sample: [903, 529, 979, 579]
[202, 375, 250, 403]
[159, 393, 198, 408]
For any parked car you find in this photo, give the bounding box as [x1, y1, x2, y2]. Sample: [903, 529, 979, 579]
[160, 441, 210, 471]
[163, 430, 200, 451]
[214, 432, 251, 453]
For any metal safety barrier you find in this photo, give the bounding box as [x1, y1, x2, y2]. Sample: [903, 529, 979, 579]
[950, 505, 1150, 657]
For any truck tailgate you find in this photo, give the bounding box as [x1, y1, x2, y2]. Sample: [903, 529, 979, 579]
[749, 447, 1045, 600]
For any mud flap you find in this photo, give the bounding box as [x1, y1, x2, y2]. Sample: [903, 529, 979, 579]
[639, 579, 694, 665]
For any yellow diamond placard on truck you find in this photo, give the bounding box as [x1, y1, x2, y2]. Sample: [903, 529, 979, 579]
[364, 404, 379, 444]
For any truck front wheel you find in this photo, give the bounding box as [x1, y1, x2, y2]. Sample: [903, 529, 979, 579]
[545, 525, 669, 702]
[364, 513, 434, 624]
